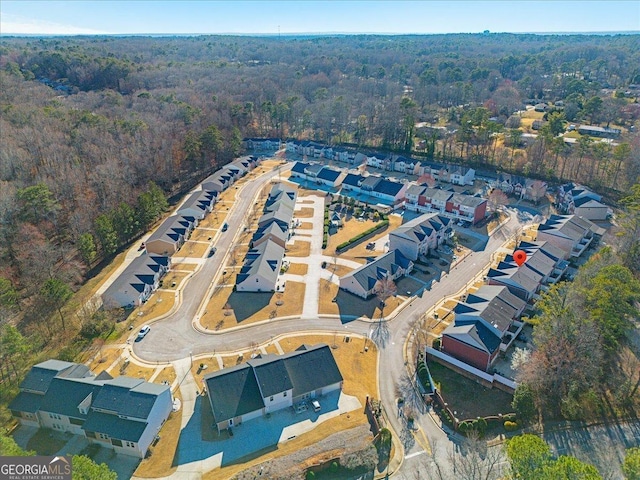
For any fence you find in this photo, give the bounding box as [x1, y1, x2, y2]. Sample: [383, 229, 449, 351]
[426, 347, 517, 393]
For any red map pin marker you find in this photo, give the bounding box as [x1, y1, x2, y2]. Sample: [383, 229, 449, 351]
[513, 250, 527, 267]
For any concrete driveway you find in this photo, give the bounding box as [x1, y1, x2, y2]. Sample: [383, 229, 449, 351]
[173, 390, 359, 472]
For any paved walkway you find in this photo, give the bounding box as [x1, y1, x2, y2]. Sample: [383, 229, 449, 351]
[290, 195, 326, 320]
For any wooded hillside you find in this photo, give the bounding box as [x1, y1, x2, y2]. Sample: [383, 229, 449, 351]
[0, 33, 639, 359]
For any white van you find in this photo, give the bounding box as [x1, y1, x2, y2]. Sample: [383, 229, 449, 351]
[311, 400, 321, 412]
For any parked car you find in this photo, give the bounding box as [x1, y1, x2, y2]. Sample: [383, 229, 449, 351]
[208, 247, 217, 257]
[221, 223, 228, 232]
[137, 325, 150, 340]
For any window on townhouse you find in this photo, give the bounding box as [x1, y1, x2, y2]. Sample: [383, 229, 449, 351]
[125, 441, 135, 448]
[270, 396, 274, 402]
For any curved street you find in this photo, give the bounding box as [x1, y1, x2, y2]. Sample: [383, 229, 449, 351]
[129, 160, 525, 477]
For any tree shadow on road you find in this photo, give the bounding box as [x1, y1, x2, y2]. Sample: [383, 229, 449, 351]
[370, 319, 390, 349]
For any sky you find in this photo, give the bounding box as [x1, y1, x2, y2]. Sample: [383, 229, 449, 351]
[1, 1, 639, 36]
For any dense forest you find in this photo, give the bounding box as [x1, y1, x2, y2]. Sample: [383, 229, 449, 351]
[0, 34, 639, 418]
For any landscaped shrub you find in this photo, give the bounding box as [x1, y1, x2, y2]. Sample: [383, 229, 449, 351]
[504, 420, 519, 431]
[305, 471, 315, 479]
[432, 337, 441, 350]
[336, 220, 389, 251]
[475, 417, 488, 434]
[458, 421, 471, 433]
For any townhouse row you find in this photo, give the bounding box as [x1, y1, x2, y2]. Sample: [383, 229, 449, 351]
[10, 360, 172, 459]
[290, 161, 488, 225]
[102, 156, 262, 309]
[338, 213, 453, 299]
[439, 214, 605, 373]
[285, 139, 475, 185]
[235, 183, 297, 292]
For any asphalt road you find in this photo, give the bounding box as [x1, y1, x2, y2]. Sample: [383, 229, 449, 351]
[132, 171, 528, 475]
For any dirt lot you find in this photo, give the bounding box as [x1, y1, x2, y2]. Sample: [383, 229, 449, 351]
[199, 212, 228, 229]
[161, 271, 191, 289]
[172, 262, 199, 271]
[200, 282, 306, 329]
[131, 290, 176, 323]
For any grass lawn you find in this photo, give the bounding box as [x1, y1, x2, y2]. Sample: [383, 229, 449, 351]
[326, 215, 402, 263]
[172, 262, 199, 272]
[155, 366, 177, 386]
[131, 290, 176, 324]
[285, 240, 311, 257]
[205, 333, 377, 480]
[26, 429, 68, 455]
[427, 360, 514, 420]
[191, 356, 221, 390]
[199, 212, 228, 229]
[174, 241, 209, 258]
[134, 390, 182, 477]
[295, 207, 316, 218]
[264, 343, 281, 355]
[120, 362, 158, 381]
[201, 282, 306, 329]
[161, 271, 191, 289]
[286, 263, 308, 275]
[325, 263, 354, 278]
[87, 347, 121, 374]
[318, 279, 402, 320]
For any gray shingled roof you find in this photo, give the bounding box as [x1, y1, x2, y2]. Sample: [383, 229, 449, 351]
[341, 250, 412, 293]
[360, 176, 381, 190]
[406, 184, 427, 197]
[444, 321, 501, 354]
[39, 377, 101, 419]
[391, 213, 449, 243]
[281, 344, 343, 397]
[91, 378, 165, 420]
[249, 357, 293, 398]
[102, 255, 168, 307]
[19, 360, 85, 394]
[236, 240, 284, 287]
[83, 411, 148, 442]
[204, 344, 342, 424]
[9, 391, 44, 414]
[204, 364, 264, 423]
